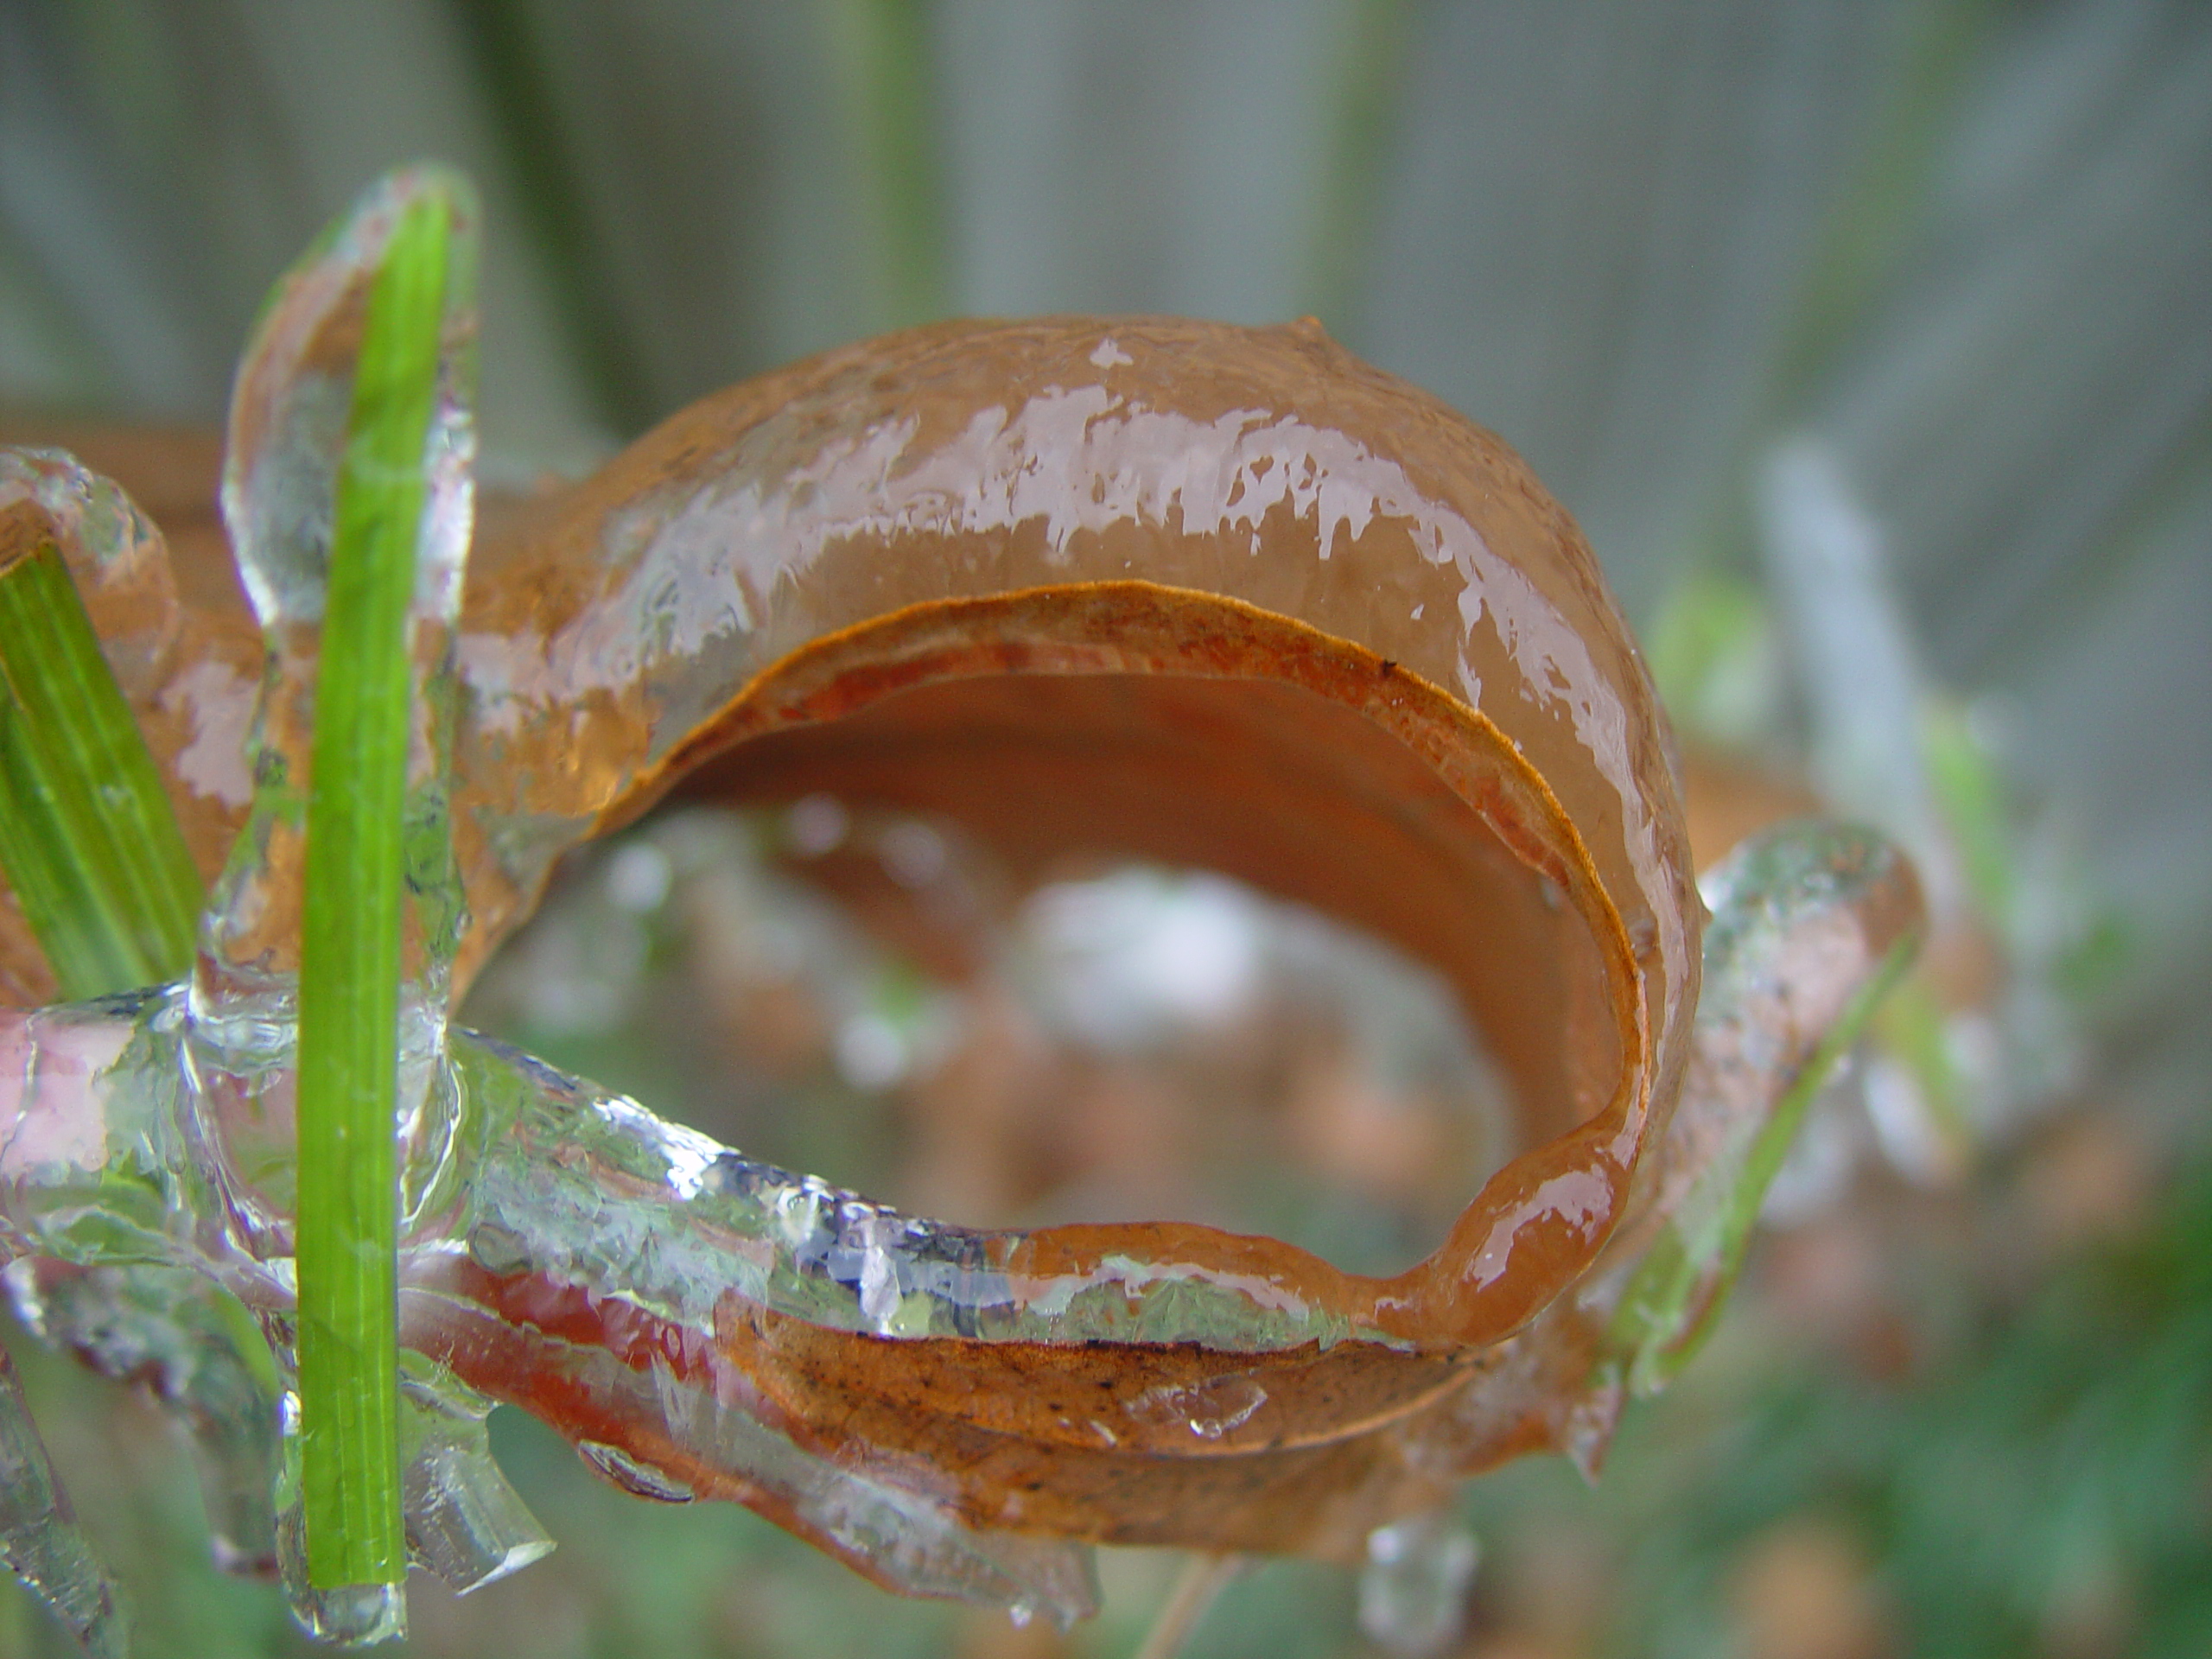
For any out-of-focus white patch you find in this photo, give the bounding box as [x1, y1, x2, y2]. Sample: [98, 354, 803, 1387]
[604, 841, 672, 912]
[836, 1013, 909, 1090]
[1863, 1053, 1950, 1183]
[1758, 436, 1961, 916]
[786, 794, 848, 856]
[1020, 869, 1262, 1048]
[877, 821, 947, 889]
[1359, 1511, 1481, 1656]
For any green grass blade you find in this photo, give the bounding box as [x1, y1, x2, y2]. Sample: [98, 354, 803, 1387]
[825, 0, 949, 329]
[293, 188, 451, 1591]
[1301, 0, 1412, 334]
[0, 535, 203, 999]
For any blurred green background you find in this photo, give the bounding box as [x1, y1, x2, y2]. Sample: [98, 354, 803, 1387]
[1, 2, 2208, 1656]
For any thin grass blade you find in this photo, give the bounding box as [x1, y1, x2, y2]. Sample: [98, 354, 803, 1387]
[293, 187, 453, 1592]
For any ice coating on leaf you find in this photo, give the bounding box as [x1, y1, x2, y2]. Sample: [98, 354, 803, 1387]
[392, 1363, 556, 1593]
[0, 814, 1924, 1632]
[0, 993, 1112, 1624]
[0, 820, 1917, 1636]
[181, 165, 480, 1276]
[26, 318, 1705, 1362]
[0, 1344, 128, 1658]
[195, 163, 478, 1022]
[4, 1261, 280, 1578]
[442, 1032, 1361, 1351]
[0, 304, 1932, 1642]
[219, 170, 477, 637]
[448, 321, 1699, 1096]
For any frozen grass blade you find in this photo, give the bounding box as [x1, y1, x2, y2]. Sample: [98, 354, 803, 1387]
[1614, 931, 1915, 1394]
[448, 0, 653, 435]
[1607, 823, 1922, 1395]
[293, 188, 452, 1592]
[0, 533, 202, 999]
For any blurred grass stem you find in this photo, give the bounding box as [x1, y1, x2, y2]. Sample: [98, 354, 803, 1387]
[1131, 1554, 1243, 1659]
[448, 0, 656, 435]
[823, 0, 949, 329]
[1302, 0, 1411, 334]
